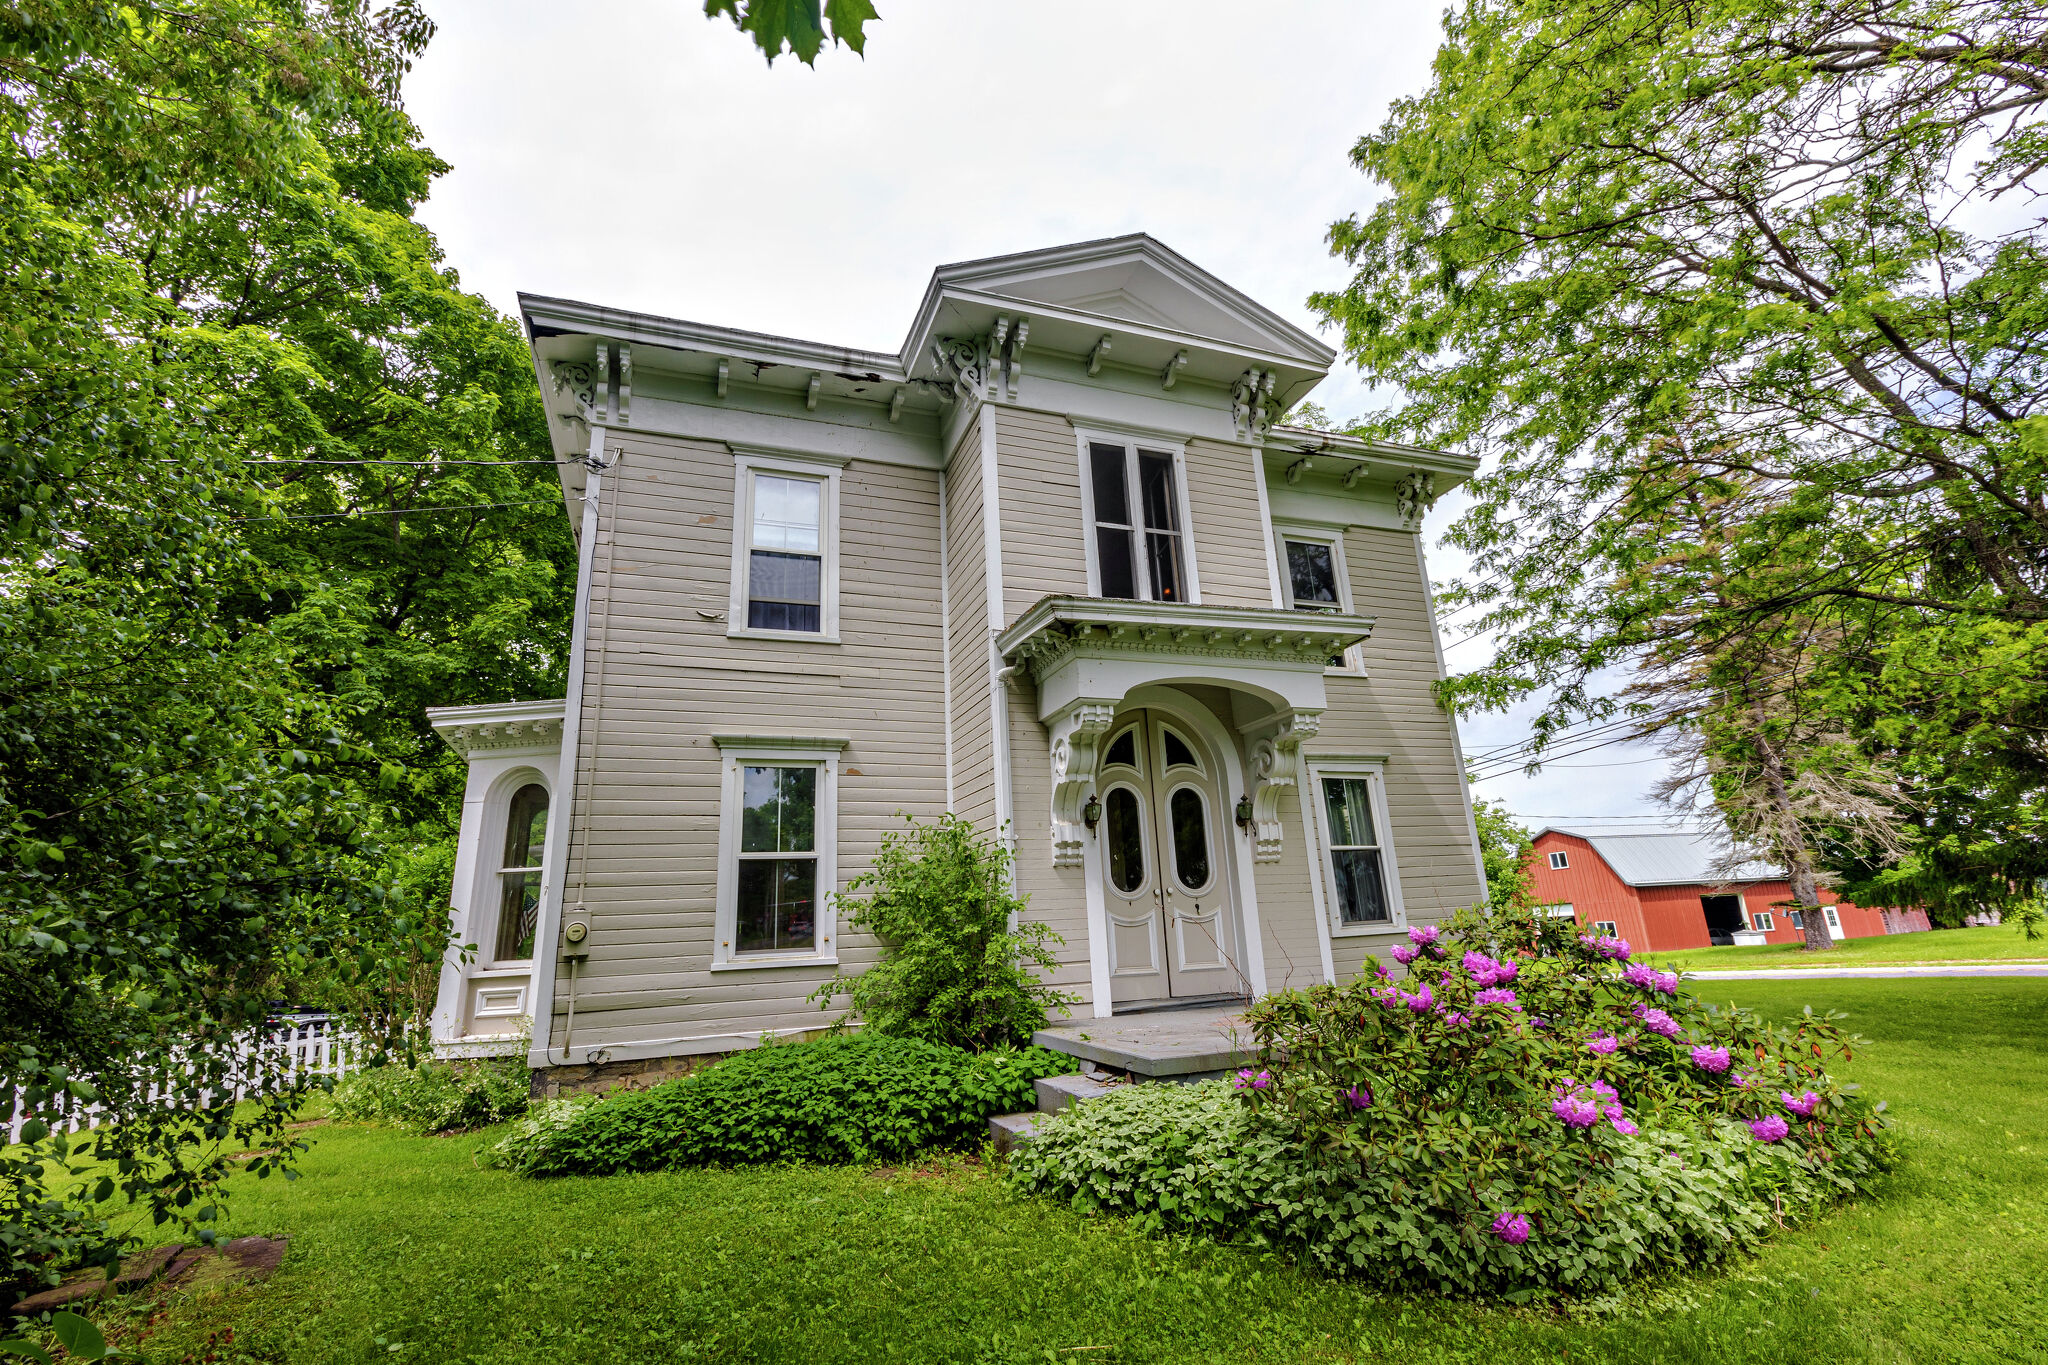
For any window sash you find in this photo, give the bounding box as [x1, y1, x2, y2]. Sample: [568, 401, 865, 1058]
[1088, 441, 1187, 603]
[1312, 770, 1401, 933]
[739, 468, 829, 634]
[728, 760, 825, 958]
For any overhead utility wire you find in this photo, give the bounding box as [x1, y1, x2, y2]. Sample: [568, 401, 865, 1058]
[244, 457, 581, 467]
[232, 499, 560, 523]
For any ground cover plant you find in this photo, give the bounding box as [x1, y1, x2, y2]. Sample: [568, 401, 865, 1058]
[1014, 910, 1892, 1300]
[329, 1052, 530, 1135]
[34, 977, 2042, 1364]
[487, 1035, 1075, 1176]
[1641, 925, 2048, 972]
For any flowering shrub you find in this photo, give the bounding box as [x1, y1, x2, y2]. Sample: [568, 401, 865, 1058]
[1010, 906, 1892, 1300]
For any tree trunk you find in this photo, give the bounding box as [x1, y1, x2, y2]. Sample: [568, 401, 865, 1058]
[1752, 699, 1834, 952]
[1786, 853, 1833, 953]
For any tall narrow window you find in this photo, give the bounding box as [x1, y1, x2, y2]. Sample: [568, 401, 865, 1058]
[1285, 539, 1340, 608]
[1084, 438, 1194, 603]
[1321, 776, 1390, 925]
[495, 783, 548, 961]
[746, 474, 823, 632]
[736, 764, 818, 953]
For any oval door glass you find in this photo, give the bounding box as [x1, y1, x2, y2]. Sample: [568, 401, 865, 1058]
[1105, 787, 1146, 893]
[1170, 787, 1210, 890]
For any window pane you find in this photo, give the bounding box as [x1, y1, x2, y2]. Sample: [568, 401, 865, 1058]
[1104, 730, 1138, 769]
[1331, 848, 1390, 924]
[741, 765, 816, 853]
[1322, 777, 1378, 848]
[1145, 530, 1185, 602]
[496, 870, 541, 960]
[736, 857, 817, 953]
[1096, 526, 1137, 599]
[753, 474, 820, 553]
[1162, 730, 1197, 770]
[748, 550, 822, 632]
[1138, 452, 1179, 531]
[502, 783, 549, 869]
[1286, 540, 1340, 606]
[1089, 444, 1130, 525]
[1105, 787, 1145, 894]
[1170, 787, 1210, 890]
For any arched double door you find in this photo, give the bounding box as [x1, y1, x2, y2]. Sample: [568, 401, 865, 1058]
[1098, 708, 1243, 1006]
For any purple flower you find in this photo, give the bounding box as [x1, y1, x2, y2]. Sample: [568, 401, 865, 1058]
[1620, 961, 1657, 990]
[1653, 969, 1679, 995]
[1439, 1010, 1473, 1027]
[1781, 1090, 1821, 1117]
[1586, 1033, 1620, 1056]
[1345, 1084, 1373, 1110]
[1578, 933, 1633, 961]
[1730, 1071, 1758, 1090]
[1460, 951, 1522, 988]
[1400, 984, 1435, 1013]
[1691, 1044, 1731, 1074]
[1631, 1003, 1684, 1039]
[1589, 1080, 1618, 1104]
[1474, 987, 1521, 1011]
[1748, 1115, 1790, 1142]
[1608, 1113, 1639, 1136]
[1491, 1211, 1531, 1245]
[1407, 924, 1440, 948]
[1389, 943, 1418, 966]
[1552, 1095, 1600, 1128]
[1232, 1068, 1272, 1091]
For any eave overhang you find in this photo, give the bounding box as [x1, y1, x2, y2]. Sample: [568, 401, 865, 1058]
[428, 698, 567, 758]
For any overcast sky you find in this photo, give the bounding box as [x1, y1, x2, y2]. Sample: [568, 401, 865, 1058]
[407, 0, 1689, 835]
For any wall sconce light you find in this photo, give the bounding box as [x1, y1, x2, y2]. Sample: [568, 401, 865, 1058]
[1235, 795, 1254, 832]
[1082, 794, 1101, 833]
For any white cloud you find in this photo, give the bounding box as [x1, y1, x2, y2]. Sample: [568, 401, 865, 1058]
[407, 0, 1679, 832]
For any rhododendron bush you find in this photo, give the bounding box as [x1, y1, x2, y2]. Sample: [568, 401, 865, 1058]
[1010, 908, 1893, 1300]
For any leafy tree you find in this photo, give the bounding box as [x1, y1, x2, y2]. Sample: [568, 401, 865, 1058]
[1315, 0, 2048, 906]
[1, 0, 566, 1290]
[1472, 797, 1535, 911]
[702, 0, 877, 65]
[809, 815, 1077, 1051]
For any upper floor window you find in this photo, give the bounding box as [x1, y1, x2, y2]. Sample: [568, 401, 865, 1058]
[1081, 436, 1195, 603]
[728, 452, 842, 640]
[1548, 850, 1570, 870]
[495, 782, 548, 963]
[1273, 524, 1358, 670]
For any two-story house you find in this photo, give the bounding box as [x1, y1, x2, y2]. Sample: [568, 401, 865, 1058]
[426, 235, 1489, 1084]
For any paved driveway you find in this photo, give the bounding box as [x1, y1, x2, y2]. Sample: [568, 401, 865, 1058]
[1685, 963, 2048, 980]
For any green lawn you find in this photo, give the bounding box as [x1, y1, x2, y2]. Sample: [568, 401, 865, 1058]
[1642, 924, 2047, 972]
[83, 978, 2048, 1365]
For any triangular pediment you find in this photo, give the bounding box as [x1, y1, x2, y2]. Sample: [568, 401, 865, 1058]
[930, 235, 1333, 364]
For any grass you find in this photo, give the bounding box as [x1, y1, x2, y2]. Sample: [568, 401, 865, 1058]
[66, 978, 2048, 1365]
[1641, 923, 2047, 972]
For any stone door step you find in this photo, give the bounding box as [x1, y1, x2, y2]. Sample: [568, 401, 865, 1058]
[1034, 1071, 1123, 1114]
[988, 1111, 1044, 1153]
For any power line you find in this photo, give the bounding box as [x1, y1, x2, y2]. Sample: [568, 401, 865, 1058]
[245, 457, 578, 468]
[232, 499, 560, 524]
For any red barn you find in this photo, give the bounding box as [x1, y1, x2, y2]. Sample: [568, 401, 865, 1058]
[1526, 827, 1925, 953]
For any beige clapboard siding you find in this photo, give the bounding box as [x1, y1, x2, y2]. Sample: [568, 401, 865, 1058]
[1185, 439, 1277, 609]
[994, 407, 1089, 621]
[1311, 524, 1484, 983]
[1002, 691, 1096, 1008]
[1254, 782, 1333, 994]
[944, 424, 996, 827]
[549, 431, 948, 1050]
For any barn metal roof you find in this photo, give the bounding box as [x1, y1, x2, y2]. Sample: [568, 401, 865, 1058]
[1537, 827, 1780, 888]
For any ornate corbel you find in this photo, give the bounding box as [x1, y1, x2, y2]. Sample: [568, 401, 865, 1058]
[593, 342, 611, 423]
[1006, 319, 1029, 400]
[1231, 368, 1279, 440]
[1048, 700, 1119, 868]
[1395, 470, 1438, 528]
[1244, 710, 1323, 863]
[931, 335, 991, 404]
[616, 344, 632, 425]
[549, 360, 598, 423]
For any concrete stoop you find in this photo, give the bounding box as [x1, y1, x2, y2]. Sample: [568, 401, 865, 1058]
[989, 1067, 1133, 1153]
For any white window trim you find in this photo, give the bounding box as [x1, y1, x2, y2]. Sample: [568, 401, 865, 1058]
[477, 767, 553, 969]
[727, 450, 842, 643]
[1073, 428, 1202, 605]
[1591, 918, 1618, 935]
[1272, 521, 1361, 672]
[1548, 850, 1570, 869]
[711, 739, 841, 971]
[1752, 910, 1776, 931]
[1304, 758, 1407, 937]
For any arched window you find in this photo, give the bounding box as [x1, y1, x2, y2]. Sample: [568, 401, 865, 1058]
[496, 783, 549, 962]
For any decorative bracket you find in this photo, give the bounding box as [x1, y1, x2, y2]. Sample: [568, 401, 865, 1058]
[889, 386, 907, 423]
[1286, 456, 1313, 485]
[1244, 710, 1323, 862]
[1006, 319, 1029, 400]
[932, 334, 992, 403]
[1231, 369, 1279, 440]
[806, 373, 822, 411]
[550, 359, 598, 425]
[1395, 470, 1438, 528]
[1160, 349, 1188, 390]
[615, 344, 632, 425]
[716, 358, 730, 399]
[1048, 699, 1119, 868]
[1343, 462, 1367, 489]
[1087, 334, 1112, 376]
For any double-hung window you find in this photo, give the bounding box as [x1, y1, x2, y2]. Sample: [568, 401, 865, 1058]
[494, 782, 548, 962]
[1081, 436, 1195, 603]
[1307, 762, 1405, 933]
[713, 737, 841, 968]
[1273, 524, 1358, 670]
[729, 451, 841, 639]
[1751, 911, 1776, 931]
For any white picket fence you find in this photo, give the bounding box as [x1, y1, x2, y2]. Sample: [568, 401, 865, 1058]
[5, 1013, 361, 1146]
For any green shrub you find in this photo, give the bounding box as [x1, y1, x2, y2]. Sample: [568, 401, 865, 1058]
[1009, 906, 1894, 1301]
[808, 813, 1078, 1050]
[491, 1034, 1076, 1176]
[331, 1052, 530, 1134]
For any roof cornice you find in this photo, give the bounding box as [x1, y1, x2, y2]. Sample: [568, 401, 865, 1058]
[521, 294, 904, 379]
[997, 595, 1376, 676]
[427, 699, 567, 758]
